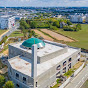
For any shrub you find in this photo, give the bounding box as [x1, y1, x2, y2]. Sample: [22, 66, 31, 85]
[56, 79, 61, 84]
[0, 36, 8, 45]
[0, 75, 5, 87]
[63, 26, 79, 31]
[30, 21, 37, 29]
[76, 24, 81, 30]
[3, 81, 14, 88]
[50, 26, 58, 31]
[64, 69, 74, 77]
[53, 21, 60, 28]
[67, 20, 72, 25]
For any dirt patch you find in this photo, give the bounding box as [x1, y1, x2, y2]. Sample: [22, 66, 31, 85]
[0, 67, 8, 74]
[73, 60, 84, 70]
[40, 29, 74, 42]
[3, 49, 8, 55]
[34, 29, 54, 41]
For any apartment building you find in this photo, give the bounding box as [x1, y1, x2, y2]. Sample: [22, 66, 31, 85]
[70, 14, 86, 23]
[0, 15, 15, 29]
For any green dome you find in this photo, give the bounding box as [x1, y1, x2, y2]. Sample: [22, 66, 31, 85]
[22, 38, 45, 49]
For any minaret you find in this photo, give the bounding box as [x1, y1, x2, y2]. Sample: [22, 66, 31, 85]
[31, 44, 37, 78]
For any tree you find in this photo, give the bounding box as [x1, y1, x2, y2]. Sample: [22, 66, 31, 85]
[20, 25, 25, 33]
[0, 75, 5, 87]
[67, 20, 72, 25]
[22, 29, 29, 39]
[76, 24, 81, 30]
[53, 21, 60, 28]
[30, 21, 37, 29]
[3, 81, 14, 88]
[24, 22, 30, 29]
[20, 20, 30, 29]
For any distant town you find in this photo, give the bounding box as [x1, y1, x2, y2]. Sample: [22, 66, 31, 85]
[0, 7, 88, 88]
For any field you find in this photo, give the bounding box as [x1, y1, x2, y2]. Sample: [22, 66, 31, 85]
[34, 30, 54, 41]
[6, 24, 88, 50]
[81, 80, 88, 88]
[57, 24, 88, 49]
[9, 30, 24, 37]
[40, 29, 74, 42]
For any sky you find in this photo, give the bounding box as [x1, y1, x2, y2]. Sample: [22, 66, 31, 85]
[0, 0, 88, 7]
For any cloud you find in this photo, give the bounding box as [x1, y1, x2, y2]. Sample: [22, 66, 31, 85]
[0, 0, 88, 7]
[20, 0, 30, 2]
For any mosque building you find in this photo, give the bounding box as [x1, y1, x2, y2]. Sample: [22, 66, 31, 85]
[8, 38, 80, 88]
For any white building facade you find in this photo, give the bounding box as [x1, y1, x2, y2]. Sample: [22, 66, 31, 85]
[0, 15, 15, 29]
[70, 14, 86, 23]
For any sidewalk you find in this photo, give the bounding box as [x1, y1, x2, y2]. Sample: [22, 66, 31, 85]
[0, 30, 9, 39]
[65, 65, 88, 88]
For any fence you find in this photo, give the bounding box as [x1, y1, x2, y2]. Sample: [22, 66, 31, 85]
[59, 77, 71, 88]
[59, 63, 85, 88]
[74, 63, 85, 76]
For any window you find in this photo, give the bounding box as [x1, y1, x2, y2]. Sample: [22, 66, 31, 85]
[63, 67, 66, 73]
[78, 59, 80, 61]
[63, 61, 66, 66]
[68, 58, 71, 62]
[56, 71, 60, 75]
[16, 84, 20, 88]
[68, 63, 71, 69]
[56, 65, 61, 70]
[16, 73, 19, 78]
[36, 82, 37, 87]
[23, 77, 26, 81]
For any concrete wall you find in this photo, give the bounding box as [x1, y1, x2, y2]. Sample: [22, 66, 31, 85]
[39, 47, 67, 63]
[9, 45, 32, 59]
[8, 63, 34, 88]
[9, 41, 68, 64]
[35, 49, 80, 88]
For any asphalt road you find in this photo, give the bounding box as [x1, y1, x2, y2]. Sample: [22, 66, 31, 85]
[65, 65, 88, 88]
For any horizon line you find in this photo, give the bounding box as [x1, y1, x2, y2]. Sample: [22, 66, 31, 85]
[0, 6, 88, 8]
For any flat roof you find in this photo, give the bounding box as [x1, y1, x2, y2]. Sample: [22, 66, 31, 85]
[10, 41, 63, 57]
[8, 47, 78, 77]
[0, 15, 13, 18]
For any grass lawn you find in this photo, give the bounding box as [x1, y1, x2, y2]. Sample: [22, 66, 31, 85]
[0, 30, 7, 35]
[64, 69, 74, 78]
[9, 30, 24, 37]
[50, 83, 59, 88]
[81, 80, 88, 88]
[57, 24, 88, 49]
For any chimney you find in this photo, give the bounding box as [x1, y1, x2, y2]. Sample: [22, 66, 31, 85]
[31, 44, 37, 78]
